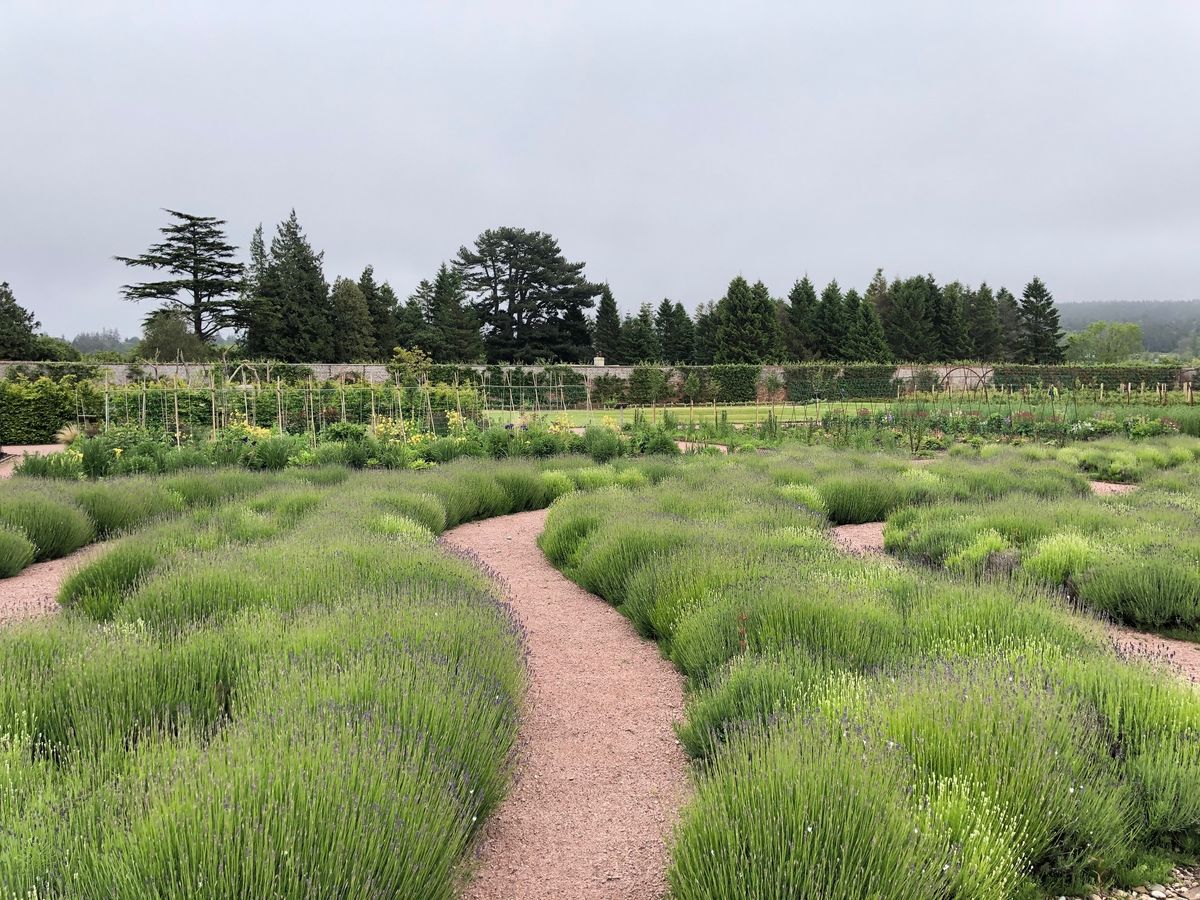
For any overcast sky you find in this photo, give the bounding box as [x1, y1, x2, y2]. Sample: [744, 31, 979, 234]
[3, 1, 1198, 339]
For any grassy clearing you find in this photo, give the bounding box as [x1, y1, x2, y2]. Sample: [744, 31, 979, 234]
[541, 451, 1200, 897]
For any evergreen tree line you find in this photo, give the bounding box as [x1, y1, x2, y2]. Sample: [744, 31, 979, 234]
[98, 211, 1066, 365]
[595, 272, 1064, 366]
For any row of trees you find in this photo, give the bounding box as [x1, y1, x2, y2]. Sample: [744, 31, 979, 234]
[3, 211, 1074, 365]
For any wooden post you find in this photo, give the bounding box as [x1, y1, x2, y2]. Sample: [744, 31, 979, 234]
[173, 382, 181, 447]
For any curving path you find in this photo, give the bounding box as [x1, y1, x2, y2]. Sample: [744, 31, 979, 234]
[441, 509, 690, 900]
[828, 519, 1200, 684]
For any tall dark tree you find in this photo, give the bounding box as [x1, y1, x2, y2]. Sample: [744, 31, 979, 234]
[967, 282, 1002, 361]
[864, 269, 892, 330]
[454, 227, 600, 363]
[934, 282, 973, 361]
[692, 301, 720, 365]
[393, 296, 428, 352]
[417, 264, 484, 362]
[749, 281, 783, 361]
[359, 266, 398, 359]
[592, 283, 622, 363]
[656, 300, 695, 364]
[714, 276, 767, 363]
[814, 279, 847, 359]
[618, 304, 660, 362]
[845, 297, 891, 362]
[1018, 277, 1065, 363]
[884, 276, 936, 362]
[115, 210, 244, 342]
[995, 287, 1023, 361]
[784, 277, 819, 360]
[239, 211, 332, 361]
[0, 282, 39, 359]
[330, 277, 377, 362]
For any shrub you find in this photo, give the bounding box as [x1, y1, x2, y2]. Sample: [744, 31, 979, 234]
[818, 477, 901, 524]
[58, 541, 162, 620]
[0, 495, 94, 561]
[1077, 560, 1200, 630]
[582, 426, 621, 463]
[71, 481, 182, 537]
[643, 430, 681, 456]
[0, 525, 36, 577]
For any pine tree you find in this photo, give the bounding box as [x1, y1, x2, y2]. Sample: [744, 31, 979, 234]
[592, 283, 622, 363]
[995, 287, 1023, 361]
[840, 289, 865, 360]
[864, 269, 892, 330]
[884, 276, 936, 362]
[814, 279, 847, 359]
[714, 277, 766, 363]
[655, 298, 694, 363]
[784, 277, 818, 360]
[934, 281, 973, 361]
[692, 301, 719, 365]
[242, 211, 333, 361]
[421, 264, 483, 362]
[618, 304, 660, 362]
[359, 266, 398, 360]
[749, 281, 783, 361]
[1018, 277, 1065, 363]
[967, 282, 1002, 361]
[393, 297, 428, 352]
[116, 210, 244, 341]
[0, 282, 39, 359]
[330, 277, 377, 362]
[857, 299, 891, 362]
[454, 226, 600, 362]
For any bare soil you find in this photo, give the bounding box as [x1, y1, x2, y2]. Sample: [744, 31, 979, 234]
[1090, 480, 1137, 496]
[0, 544, 103, 626]
[0, 445, 60, 479]
[441, 509, 690, 900]
[830, 521, 886, 556]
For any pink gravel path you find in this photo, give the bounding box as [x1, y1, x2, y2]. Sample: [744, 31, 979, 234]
[0, 544, 103, 626]
[1090, 480, 1137, 496]
[0, 445, 60, 479]
[441, 509, 690, 900]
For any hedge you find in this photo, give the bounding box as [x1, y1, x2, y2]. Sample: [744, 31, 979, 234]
[990, 364, 1194, 390]
[783, 364, 898, 401]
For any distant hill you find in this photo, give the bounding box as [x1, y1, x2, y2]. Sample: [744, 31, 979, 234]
[1058, 299, 1200, 351]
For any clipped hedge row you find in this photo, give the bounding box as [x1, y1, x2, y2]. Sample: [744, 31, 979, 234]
[783, 364, 898, 401]
[991, 364, 1195, 389]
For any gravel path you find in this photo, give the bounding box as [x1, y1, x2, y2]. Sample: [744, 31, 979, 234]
[441, 509, 690, 900]
[0, 445, 60, 479]
[0, 544, 103, 626]
[1090, 480, 1138, 496]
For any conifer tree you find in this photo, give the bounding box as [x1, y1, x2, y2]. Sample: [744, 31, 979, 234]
[239, 211, 332, 361]
[359, 266, 398, 359]
[864, 269, 892, 330]
[116, 210, 244, 342]
[618, 304, 660, 362]
[413, 263, 484, 362]
[330, 277, 376, 362]
[814, 279, 847, 359]
[0, 282, 40, 359]
[995, 287, 1023, 361]
[393, 297, 428, 352]
[714, 276, 767, 363]
[692, 301, 719, 365]
[655, 298, 695, 363]
[967, 282, 1002, 361]
[935, 281, 973, 361]
[592, 283, 622, 362]
[884, 276, 936, 362]
[1017, 277, 1065, 363]
[854, 298, 891, 362]
[785, 277, 819, 360]
[750, 280, 783, 361]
